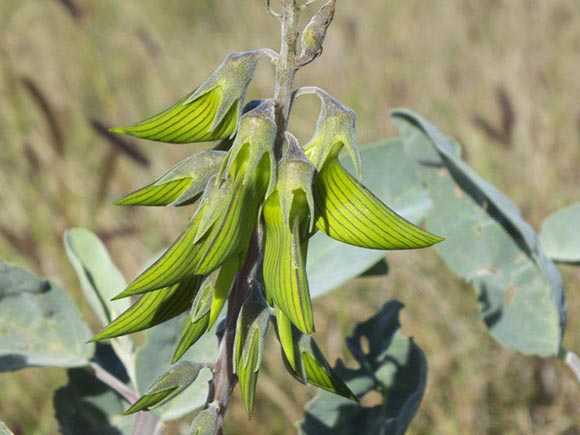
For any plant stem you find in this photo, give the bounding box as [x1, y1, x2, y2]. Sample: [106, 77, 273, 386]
[202, 2, 302, 434]
[274, 0, 300, 156]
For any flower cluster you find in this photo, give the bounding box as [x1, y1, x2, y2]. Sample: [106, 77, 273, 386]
[94, 47, 441, 417]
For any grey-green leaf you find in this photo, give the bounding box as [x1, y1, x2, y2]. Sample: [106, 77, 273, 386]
[135, 315, 218, 421]
[0, 421, 14, 435]
[54, 367, 136, 435]
[539, 203, 580, 263]
[0, 260, 94, 370]
[64, 228, 129, 326]
[300, 301, 427, 435]
[393, 109, 566, 357]
[307, 138, 431, 298]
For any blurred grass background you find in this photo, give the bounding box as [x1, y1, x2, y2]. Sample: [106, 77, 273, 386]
[1, 0, 579, 434]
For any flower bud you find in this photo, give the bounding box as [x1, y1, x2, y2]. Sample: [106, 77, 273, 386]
[274, 312, 355, 401]
[297, 0, 336, 67]
[233, 287, 270, 417]
[124, 361, 205, 414]
[300, 89, 443, 251]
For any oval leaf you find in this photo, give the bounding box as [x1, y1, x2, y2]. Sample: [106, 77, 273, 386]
[393, 109, 566, 357]
[539, 203, 580, 263]
[0, 260, 94, 370]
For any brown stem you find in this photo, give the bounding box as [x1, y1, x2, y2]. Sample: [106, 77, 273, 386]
[203, 2, 302, 433]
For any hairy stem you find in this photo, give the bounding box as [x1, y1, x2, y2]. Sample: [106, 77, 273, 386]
[203, 2, 302, 433]
[274, 0, 300, 156]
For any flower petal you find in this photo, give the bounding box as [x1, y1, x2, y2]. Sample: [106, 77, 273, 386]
[116, 150, 226, 207]
[91, 276, 202, 341]
[264, 191, 314, 334]
[314, 158, 443, 249]
[111, 88, 238, 144]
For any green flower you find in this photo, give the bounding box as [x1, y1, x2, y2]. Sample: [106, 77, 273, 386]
[112, 100, 276, 300]
[111, 51, 263, 143]
[263, 135, 316, 334]
[302, 89, 443, 250]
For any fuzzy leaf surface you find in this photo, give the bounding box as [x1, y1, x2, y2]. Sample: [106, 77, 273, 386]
[539, 203, 580, 263]
[0, 260, 93, 370]
[393, 109, 566, 357]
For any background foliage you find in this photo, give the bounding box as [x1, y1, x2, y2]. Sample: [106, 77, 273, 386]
[1, 0, 580, 434]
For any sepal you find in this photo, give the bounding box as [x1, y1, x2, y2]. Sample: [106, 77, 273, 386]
[302, 89, 361, 179]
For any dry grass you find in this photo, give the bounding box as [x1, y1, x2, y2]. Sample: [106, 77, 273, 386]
[1, 0, 579, 434]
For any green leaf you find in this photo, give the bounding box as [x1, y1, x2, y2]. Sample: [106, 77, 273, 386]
[124, 361, 205, 415]
[0, 260, 94, 371]
[116, 150, 226, 207]
[64, 228, 128, 327]
[64, 228, 135, 380]
[92, 275, 202, 341]
[54, 367, 136, 435]
[307, 138, 432, 298]
[300, 301, 427, 435]
[539, 203, 580, 263]
[393, 109, 566, 357]
[135, 315, 218, 421]
[314, 157, 442, 250]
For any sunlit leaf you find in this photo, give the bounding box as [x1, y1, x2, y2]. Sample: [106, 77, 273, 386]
[393, 109, 566, 357]
[539, 203, 580, 263]
[0, 260, 94, 371]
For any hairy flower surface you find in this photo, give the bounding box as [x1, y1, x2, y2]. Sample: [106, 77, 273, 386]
[100, 38, 442, 419]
